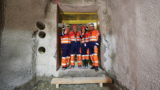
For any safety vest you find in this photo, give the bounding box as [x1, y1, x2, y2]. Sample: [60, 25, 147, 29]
[81, 32, 89, 43]
[89, 29, 100, 42]
[70, 31, 81, 42]
[60, 33, 71, 44]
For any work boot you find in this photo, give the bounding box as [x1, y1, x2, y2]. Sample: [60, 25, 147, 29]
[78, 66, 82, 69]
[90, 66, 95, 69]
[66, 66, 72, 69]
[83, 66, 86, 69]
[83, 60, 86, 69]
[82, 60, 85, 66]
[71, 66, 74, 69]
[62, 68, 65, 70]
[86, 60, 89, 69]
[95, 68, 99, 72]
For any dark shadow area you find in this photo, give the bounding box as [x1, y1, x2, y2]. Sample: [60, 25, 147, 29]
[38, 47, 46, 54]
[38, 31, 46, 38]
[36, 21, 45, 30]
[0, 0, 6, 52]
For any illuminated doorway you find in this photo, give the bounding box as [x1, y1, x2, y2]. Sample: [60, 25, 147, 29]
[57, 11, 101, 71]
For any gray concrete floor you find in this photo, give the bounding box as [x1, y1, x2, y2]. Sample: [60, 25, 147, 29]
[14, 64, 120, 90]
[57, 64, 107, 78]
[14, 75, 121, 90]
[58, 64, 102, 72]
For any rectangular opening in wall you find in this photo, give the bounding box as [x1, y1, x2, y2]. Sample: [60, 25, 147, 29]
[56, 5, 104, 71]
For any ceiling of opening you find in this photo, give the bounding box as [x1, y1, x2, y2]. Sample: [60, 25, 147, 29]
[58, 12, 99, 25]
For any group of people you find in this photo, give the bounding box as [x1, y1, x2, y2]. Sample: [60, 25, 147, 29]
[59, 22, 100, 71]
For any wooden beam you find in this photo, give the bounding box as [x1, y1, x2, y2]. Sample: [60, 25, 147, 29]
[99, 83, 103, 87]
[51, 77, 112, 88]
[56, 84, 59, 88]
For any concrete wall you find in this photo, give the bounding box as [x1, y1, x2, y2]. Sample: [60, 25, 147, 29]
[36, 4, 58, 77]
[1, 0, 159, 89]
[35, 0, 114, 78]
[0, 0, 114, 89]
[0, 0, 46, 89]
[108, 0, 160, 90]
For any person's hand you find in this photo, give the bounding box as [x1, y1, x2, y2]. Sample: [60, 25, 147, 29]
[62, 22, 64, 26]
[82, 32, 84, 35]
[64, 30, 67, 34]
[94, 45, 97, 49]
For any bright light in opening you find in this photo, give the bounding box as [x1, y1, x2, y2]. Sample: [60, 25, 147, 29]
[93, 23, 97, 29]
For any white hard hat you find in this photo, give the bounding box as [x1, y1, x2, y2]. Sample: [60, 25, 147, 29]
[89, 23, 94, 26]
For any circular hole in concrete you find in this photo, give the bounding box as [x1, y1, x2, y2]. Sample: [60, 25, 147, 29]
[39, 31, 46, 38]
[38, 47, 46, 54]
[36, 21, 45, 30]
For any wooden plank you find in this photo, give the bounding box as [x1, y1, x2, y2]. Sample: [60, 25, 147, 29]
[56, 84, 59, 88]
[51, 77, 112, 85]
[99, 83, 103, 87]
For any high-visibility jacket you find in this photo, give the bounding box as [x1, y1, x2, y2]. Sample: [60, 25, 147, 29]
[69, 31, 82, 67]
[88, 29, 100, 47]
[80, 32, 89, 60]
[59, 32, 71, 48]
[59, 31, 71, 68]
[81, 32, 89, 43]
[69, 31, 81, 47]
[70, 31, 81, 44]
[80, 32, 89, 47]
[88, 29, 100, 68]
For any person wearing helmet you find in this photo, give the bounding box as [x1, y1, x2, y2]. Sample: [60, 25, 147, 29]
[88, 23, 100, 71]
[59, 23, 71, 70]
[80, 25, 89, 69]
[70, 24, 82, 69]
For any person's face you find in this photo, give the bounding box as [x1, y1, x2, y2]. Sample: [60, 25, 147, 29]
[82, 29, 85, 33]
[73, 26, 77, 32]
[65, 27, 70, 33]
[89, 26, 94, 30]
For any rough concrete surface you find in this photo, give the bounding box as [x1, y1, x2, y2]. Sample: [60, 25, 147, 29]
[0, 0, 160, 90]
[0, 0, 46, 89]
[108, 0, 160, 90]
